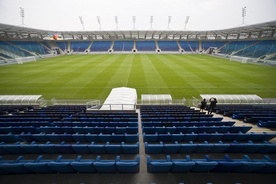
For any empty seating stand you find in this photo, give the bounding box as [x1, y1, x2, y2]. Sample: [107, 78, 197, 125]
[147, 155, 276, 173]
[0, 155, 140, 174]
[144, 141, 276, 154]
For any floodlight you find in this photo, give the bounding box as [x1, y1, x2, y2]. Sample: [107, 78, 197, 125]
[242, 7, 246, 25]
[79, 16, 85, 30]
[167, 16, 172, 30]
[115, 16, 119, 30]
[20, 7, 25, 25]
[97, 16, 102, 30]
[184, 16, 190, 30]
[132, 16, 136, 30]
[150, 16, 153, 29]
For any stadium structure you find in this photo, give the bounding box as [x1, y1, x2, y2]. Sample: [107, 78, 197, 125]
[0, 21, 276, 184]
[0, 21, 276, 64]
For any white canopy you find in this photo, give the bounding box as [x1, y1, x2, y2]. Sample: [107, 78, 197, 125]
[141, 94, 172, 105]
[0, 95, 43, 105]
[200, 94, 263, 104]
[100, 87, 137, 110]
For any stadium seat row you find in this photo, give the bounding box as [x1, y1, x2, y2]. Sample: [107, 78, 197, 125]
[145, 141, 276, 154]
[142, 121, 235, 127]
[0, 133, 139, 143]
[0, 117, 138, 122]
[0, 126, 138, 134]
[258, 120, 276, 128]
[143, 132, 276, 142]
[141, 117, 223, 122]
[0, 141, 139, 154]
[0, 155, 140, 174]
[0, 121, 138, 127]
[142, 125, 252, 134]
[147, 155, 276, 173]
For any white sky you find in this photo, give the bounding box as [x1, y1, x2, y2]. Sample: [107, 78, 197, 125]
[0, 0, 276, 31]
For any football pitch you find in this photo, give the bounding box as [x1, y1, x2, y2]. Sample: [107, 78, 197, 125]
[0, 54, 275, 101]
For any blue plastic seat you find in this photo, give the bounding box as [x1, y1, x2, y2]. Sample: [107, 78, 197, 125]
[72, 127, 85, 134]
[121, 142, 139, 154]
[105, 126, 116, 134]
[93, 156, 117, 173]
[115, 156, 140, 173]
[71, 142, 90, 154]
[248, 132, 264, 141]
[158, 132, 172, 142]
[0, 133, 18, 142]
[145, 142, 163, 154]
[243, 141, 264, 153]
[24, 156, 55, 174]
[70, 156, 96, 173]
[38, 141, 58, 153]
[170, 155, 196, 173]
[72, 133, 87, 142]
[227, 155, 265, 173]
[227, 141, 246, 153]
[124, 133, 138, 142]
[182, 132, 197, 141]
[98, 133, 111, 142]
[166, 126, 177, 134]
[185, 126, 198, 133]
[211, 141, 230, 153]
[205, 155, 241, 173]
[116, 127, 127, 134]
[252, 155, 276, 173]
[171, 132, 184, 142]
[47, 156, 76, 173]
[178, 141, 197, 153]
[88, 142, 106, 154]
[19, 132, 35, 142]
[258, 141, 276, 153]
[3, 142, 25, 154]
[105, 142, 122, 154]
[218, 125, 230, 133]
[194, 141, 213, 153]
[209, 132, 224, 142]
[21, 141, 41, 154]
[155, 126, 166, 134]
[163, 142, 180, 154]
[147, 155, 172, 173]
[111, 133, 125, 142]
[196, 132, 212, 142]
[46, 133, 61, 142]
[85, 133, 99, 142]
[55, 141, 75, 153]
[0, 157, 34, 174]
[126, 127, 138, 134]
[61, 127, 74, 134]
[189, 155, 218, 172]
[58, 133, 74, 142]
[93, 126, 105, 134]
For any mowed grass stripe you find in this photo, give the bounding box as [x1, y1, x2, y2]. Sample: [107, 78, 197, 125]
[127, 55, 149, 95]
[76, 54, 128, 99]
[0, 54, 275, 99]
[141, 55, 172, 95]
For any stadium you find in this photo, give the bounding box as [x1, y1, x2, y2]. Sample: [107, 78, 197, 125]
[0, 1, 276, 184]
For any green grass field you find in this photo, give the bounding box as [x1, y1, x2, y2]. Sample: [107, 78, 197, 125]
[0, 54, 275, 100]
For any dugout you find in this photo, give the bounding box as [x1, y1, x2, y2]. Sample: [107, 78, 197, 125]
[200, 94, 263, 104]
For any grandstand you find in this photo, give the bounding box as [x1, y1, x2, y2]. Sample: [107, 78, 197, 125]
[0, 20, 276, 184]
[0, 21, 276, 64]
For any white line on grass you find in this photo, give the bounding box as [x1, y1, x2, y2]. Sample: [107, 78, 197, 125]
[125, 55, 133, 87]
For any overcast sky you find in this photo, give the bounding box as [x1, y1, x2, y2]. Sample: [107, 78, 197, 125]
[0, 0, 276, 31]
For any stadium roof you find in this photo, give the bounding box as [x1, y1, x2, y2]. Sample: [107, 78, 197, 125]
[0, 21, 276, 41]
